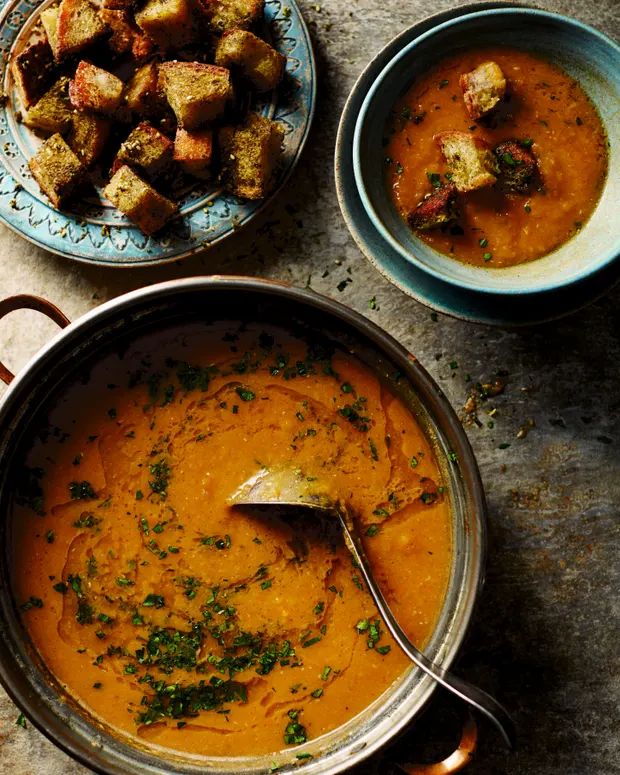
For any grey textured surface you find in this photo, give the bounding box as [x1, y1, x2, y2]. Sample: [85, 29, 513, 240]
[0, 1, 619, 773]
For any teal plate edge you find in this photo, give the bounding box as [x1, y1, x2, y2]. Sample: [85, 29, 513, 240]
[0, 0, 316, 267]
[334, 1, 620, 327]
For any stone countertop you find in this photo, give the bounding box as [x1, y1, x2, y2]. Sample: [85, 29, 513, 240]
[0, 1, 619, 773]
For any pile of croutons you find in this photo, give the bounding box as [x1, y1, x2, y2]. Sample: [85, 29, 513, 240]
[12, 0, 286, 235]
[410, 61, 540, 231]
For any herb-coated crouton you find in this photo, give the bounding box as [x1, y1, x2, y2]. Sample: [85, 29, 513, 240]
[494, 139, 538, 194]
[435, 131, 498, 193]
[159, 61, 233, 129]
[123, 61, 164, 117]
[174, 127, 212, 178]
[409, 183, 458, 230]
[197, 0, 263, 35]
[67, 111, 110, 166]
[135, 0, 197, 49]
[11, 38, 56, 109]
[219, 112, 283, 199]
[23, 76, 73, 135]
[56, 0, 110, 61]
[459, 61, 506, 121]
[40, 7, 61, 61]
[103, 164, 178, 233]
[215, 29, 285, 92]
[69, 61, 124, 115]
[117, 121, 174, 177]
[100, 9, 154, 59]
[28, 133, 84, 207]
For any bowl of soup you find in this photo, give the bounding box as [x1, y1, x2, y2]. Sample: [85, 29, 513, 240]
[0, 278, 486, 774]
[352, 8, 620, 295]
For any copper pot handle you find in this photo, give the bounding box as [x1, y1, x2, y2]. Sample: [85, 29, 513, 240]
[397, 714, 478, 775]
[0, 294, 70, 385]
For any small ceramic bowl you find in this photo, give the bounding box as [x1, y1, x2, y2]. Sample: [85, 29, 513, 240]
[352, 8, 620, 296]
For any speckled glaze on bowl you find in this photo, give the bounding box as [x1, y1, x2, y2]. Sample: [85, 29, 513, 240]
[352, 7, 620, 296]
[0, 0, 315, 267]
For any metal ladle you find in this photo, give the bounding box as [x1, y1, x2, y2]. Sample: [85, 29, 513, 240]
[229, 466, 516, 749]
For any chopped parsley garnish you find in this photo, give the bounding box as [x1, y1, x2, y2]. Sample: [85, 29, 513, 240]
[143, 593, 165, 608]
[20, 596, 43, 612]
[410, 456, 419, 468]
[69, 480, 96, 500]
[420, 491, 438, 505]
[148, 460, 170, 498]
[235, 387, 256, 402]
[284, 709, 307, 745]
[45, 530, 55, 544]
[365, 524, 380, 537]
[73, 512, 100, 529]
[138, 678, 247, 725]
[320, 666, 331, 681]
[15, 713, 27, 729]
[426, 171, 442, 188]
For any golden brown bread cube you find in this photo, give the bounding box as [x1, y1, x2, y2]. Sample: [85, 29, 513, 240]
[66, 111, 110, 166]
[123, 61, 165, 117]
[135, 0, 197, 49]
[408, 183, 458, 231]
[103, 164, 178, 234]
[219, 112, 283, 199]
[28, 133, 84, 207]
[215, 29, 285, 92]
[434, 131, 498, 193]
[173, 127, 213, 178]
[40, 7, 61, 61]
[100, 9, 154, 59]
[23, 76, 73, 135]
[459, 61, 506, 121]
[197, 0, 263, 35]
[11, 38, 56, 109]
[117, 121, 174, 177]
[159, 61, 233, 129]
[56, 0, 110, 61]
[69, 61, 124, 115]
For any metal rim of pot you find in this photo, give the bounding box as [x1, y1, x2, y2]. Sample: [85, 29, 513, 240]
[0, 277, 487, 775]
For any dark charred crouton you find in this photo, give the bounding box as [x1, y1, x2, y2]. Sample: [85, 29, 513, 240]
[174, 127, 212, 178]
[123, 61, 165, 117]
[135, 0, 197, 49]
[102, 0, 135, 9]
[28, 133, 84, 207]
[435, 131, 497, 193]
[40, 7, 61, 61]
[159, 61, 233, 129]
[103, 164, 178, 233]
[11, 38, 56, 109]
[67, 111, 110, 166]
[197, 0, 263, 35]
[408, 183, 458, 231]
[23, 76, 73, 135]
[100, 9, 154, 59]
[494, 140, 538, 194]
[117, 121, 174, 177]
[219, 112, 283, 199]
[69, 61, 124, 115]
[56, 0, 110, 61]
[214, 29, 285, 92]
[459, 61, 506, 121]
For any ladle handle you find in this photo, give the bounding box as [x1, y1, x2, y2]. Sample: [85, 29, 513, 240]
[338, 513, 516, 750]
[0, 295, 70, 384]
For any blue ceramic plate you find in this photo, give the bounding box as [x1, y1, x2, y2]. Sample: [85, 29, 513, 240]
[0, 0, 316, 266]
[335, 2, 620, 325]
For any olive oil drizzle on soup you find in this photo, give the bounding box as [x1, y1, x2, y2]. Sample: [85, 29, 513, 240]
[11, 323, 452, 757]
[385, 47, 608, 268]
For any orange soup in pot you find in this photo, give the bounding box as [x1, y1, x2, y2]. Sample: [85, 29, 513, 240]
[11, 322, 452, 757]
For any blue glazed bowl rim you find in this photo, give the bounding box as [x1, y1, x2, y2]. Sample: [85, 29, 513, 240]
[352, 7, 620, 296]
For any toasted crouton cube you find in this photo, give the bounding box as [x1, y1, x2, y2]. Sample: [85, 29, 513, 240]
[67, 111, 110, 166]
[28, 133, 84, 207]
[494, 140, 538, 194]
[435, 131, 498, 193]
[100, 9, 154, 59]
[102, 0, 135, 9]
[409, 183, 458, 231]
[135, 0, 197, 49]
[40, 7, 61, 61]
[117, 121, 173, 177]
[197, 0, 263, 35]
[215, 29, 285, 92]
[459, 61, 506, 121]
[23, 77, 73, 135]
[56, 0, 110, 60]
[69, 61, 124, 115]
[159, 61, 233, 129]
[219, 113, 283, 199]
[174, 128, 212, 178]
[123, 61, 165, 117]
[103, 164, 177, 234]
[11, 38, 56, 109]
